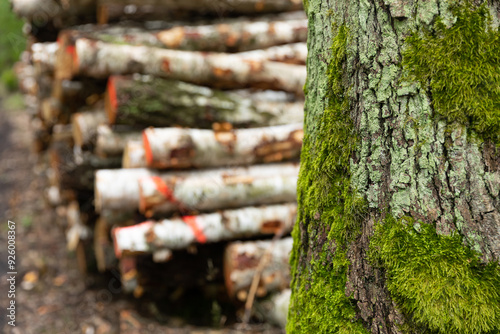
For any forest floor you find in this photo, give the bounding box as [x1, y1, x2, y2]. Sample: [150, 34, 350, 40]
[0, 94, 135, 334]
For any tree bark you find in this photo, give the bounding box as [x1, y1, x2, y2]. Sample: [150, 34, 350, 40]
[112, 203, 297, 257]
[106, 75, 304, 128]
[97, 0, 303, 23]
[138, 163, 299, 215]
[141, 124, 303, 169]
[62, 38, 306, 95]
[224, 238, 292, 300]
[289, 1, 500, 334]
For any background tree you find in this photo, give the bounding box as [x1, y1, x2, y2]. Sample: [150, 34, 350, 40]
[288, 0, 500, 333]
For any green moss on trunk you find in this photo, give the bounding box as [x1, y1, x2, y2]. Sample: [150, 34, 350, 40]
[402, 1, 500, 143]
[287, 24, 368, 333]
[370, 216, 500, 333]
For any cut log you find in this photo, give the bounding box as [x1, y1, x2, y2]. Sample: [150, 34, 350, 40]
[64, 38, 306, 95]
[66, 201, 92, 252]
[94, 217, 117, 272]
[155, 18, 307, 52]
[106, 75, 304, 127]
[142, 124, 303, 169]
[31, 42, 58, 74]
[138, 163, 299, 216]
[94, 168, 156, 213]
[40, 97, 62, 126]
[71, 109, 107, 148]
[98, 0, 303, 23]
[51, 78, 106, 113]
[254, 289, 291, 328]
[238, 42, 307, 65]
[10, 0, 96, 28]
[113, 203, 297, 258]
[224, 238, 292, 300]
[122, 140, 147, 168]
[50, 141, 122, 192]
[95, 124, 142, 157]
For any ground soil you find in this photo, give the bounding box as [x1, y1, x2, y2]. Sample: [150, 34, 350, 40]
[0, 102, 130, 334]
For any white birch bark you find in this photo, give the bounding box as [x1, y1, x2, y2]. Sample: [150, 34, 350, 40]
[113, 203, 297, 257]
[138, 163, 299, 215]
[142, 123, 303, 169]
[69, 38, 306, 95]
[224, 238, 292, 298]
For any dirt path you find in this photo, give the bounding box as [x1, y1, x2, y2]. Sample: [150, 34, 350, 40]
[0, 106, 129, 334]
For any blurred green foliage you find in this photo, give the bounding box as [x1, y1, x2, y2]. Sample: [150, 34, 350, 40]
[0, 0, 26, 91]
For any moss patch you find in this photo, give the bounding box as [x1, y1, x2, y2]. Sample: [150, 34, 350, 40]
[287, 24, 368, 333]
[370, 216, 500, 334]
[402, 1, 500, 143]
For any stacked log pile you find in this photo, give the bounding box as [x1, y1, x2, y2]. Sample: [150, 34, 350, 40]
[11, 0, 305, 329]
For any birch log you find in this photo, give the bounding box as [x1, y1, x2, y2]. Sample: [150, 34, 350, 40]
[112, 203, 297, 258]
[97, 0, 303, 23]
[50, 142, 122, 191]
[106, 75, 304, 127]
[122, 140, 147, 168]
[142, 124, 303, 169]
[138, 163, 299, 215]
[95, 125, 142, 157]
[239, 42, 307, 65]
[72, 109, 107, 148]
[155, 18, 307, 52]
[224, 238, 292, 300]
[10, 0, 96, 27]
[63, 38, 306, 95]
[94, 168, 156, 213]
[254, 289, 291, 328]
[31, 42, 58, 74]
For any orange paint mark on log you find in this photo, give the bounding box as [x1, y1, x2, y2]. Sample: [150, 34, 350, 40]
[182, 216, 207, 244]
[65, 45, 79, 70]
[142, 130, 154, 166]
[261, 220, 283, 234]
[243, 59, 264, 72]
[150, 176, 176, 202]
[157, 27, 185, 48]
[107, 76, 118, 113]
[162, 59, 171, 73]
[212, 67, 233, 79]
[255, 1, 265, 11]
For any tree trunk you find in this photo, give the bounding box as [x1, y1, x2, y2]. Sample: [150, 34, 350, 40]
[138, 163, 299, 215]
[289, 1, 500, 334]
[142, 124, 303, 169]
[106, 75, 304, 128]
[112, 203, 297, 257]
[63, 38, 306, 95]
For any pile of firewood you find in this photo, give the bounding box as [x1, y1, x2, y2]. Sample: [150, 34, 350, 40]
[12, 0, 306, 329]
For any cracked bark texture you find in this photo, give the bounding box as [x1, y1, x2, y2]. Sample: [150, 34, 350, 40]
[289, 0, 500, 333]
